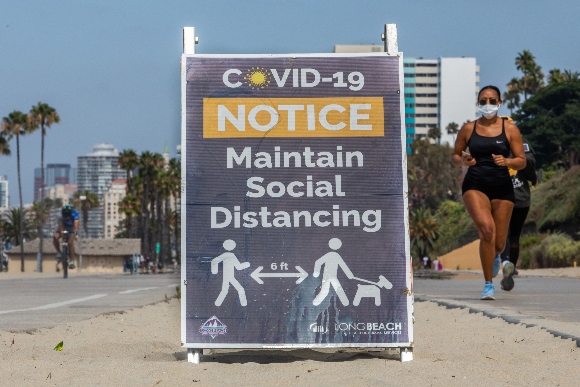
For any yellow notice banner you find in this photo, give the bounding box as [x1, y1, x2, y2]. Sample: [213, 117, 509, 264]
[203, 97, 384, 138]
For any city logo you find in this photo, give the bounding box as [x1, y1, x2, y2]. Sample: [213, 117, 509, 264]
[309, 323, 328, 333]
[199, 315, 228, 339]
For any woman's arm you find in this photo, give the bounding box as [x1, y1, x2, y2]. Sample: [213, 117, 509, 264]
[491, 123, 526, 170]
[451, 122, 476, 167]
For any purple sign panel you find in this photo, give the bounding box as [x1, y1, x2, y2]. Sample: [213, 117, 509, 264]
[182, 54, 412, 348]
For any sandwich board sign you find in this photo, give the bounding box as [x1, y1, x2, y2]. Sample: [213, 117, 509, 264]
[181, 26, 413, 362]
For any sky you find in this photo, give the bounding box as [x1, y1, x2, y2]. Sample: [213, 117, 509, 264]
[1, 0, 579, 205]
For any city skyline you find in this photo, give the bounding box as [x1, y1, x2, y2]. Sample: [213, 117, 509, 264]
[2, 0, 579, 205]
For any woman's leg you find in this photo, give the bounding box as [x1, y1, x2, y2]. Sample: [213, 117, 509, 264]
[507, 207, 529, 266]
[491, 199, 514, 256]
[463, 190, 496, 282]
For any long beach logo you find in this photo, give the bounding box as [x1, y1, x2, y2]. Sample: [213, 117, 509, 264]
[309, 323, 328, 333]
[199, 315, 228, 339]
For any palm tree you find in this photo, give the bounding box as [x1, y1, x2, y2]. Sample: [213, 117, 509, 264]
[503, 77, 522, 114]
[2, 208, 35, 270]
[71, 190, 100, 238]
[550, 69, 580, 84]
[445, 122, 459, 143]
[427, 126, 441, 143]
[515, 50, 535, 74]
[167, 158, 181, 263]
[409, 207, 439, 259]
[548, 69, 564, 85]
[30, 200, 51, 243]
[118, 149, 138, 192]
[1, 111, 33, 271]
[118, 194, 140, 238]
[563, 70, 580, 82]
[515, 50, 544, 100]
[138, 151, 165, 258]
[0, 132, 10, 156]
[29, 102, 60, 272]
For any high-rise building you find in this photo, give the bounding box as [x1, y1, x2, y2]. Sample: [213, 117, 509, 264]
[33, 164, 76, 202]
[405, 57, 479, 147]
[77, 144, 125, 238]
[334, 45, 480, 152]
[103, 180, 126, 239]
[0, 176, 8, 209]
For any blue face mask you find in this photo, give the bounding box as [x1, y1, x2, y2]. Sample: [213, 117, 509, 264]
[479, 104, 499, 119]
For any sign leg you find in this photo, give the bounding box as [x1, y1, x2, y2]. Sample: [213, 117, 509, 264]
[400, 347, 413, 362]
[187, 348, 202, 364]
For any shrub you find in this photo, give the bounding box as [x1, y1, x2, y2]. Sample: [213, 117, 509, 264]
[431, 200, 477, 256]
[522, 232, 580, 268]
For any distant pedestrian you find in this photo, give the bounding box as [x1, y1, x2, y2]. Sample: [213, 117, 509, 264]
[433, 258, 440, 271]
[423, 255, 431, 269]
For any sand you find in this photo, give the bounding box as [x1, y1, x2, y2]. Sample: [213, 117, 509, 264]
[1, 282, 579, 386]
[2, 241, 579, 386]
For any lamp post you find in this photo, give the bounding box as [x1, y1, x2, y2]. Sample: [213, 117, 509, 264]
[79, 195, 86, 271]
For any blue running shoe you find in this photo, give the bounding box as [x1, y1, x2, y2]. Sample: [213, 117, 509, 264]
[492, 254, 501, 278]
[481, 283, 495, 300]
[501, 262, 515, 291]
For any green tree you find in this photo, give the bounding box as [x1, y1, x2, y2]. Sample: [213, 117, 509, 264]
[0, 132, 9, 156]
[117, 149, 140, 239]
[503, 77, 522, 114]
[427, 126, 441, 143]
[515, 50, 545, 100]
[1, 111, 33, 271]
[2, 208, 35, 271]
[548, 69, 580, 85]
[29, 102, 60, 272]
[30, 200, 51, 243]
[118, 149, 138, 192]
[445, 122, 459, 143]
[407, 139, 462, 210]
[118, 194, 140, 238]
[515, 78, 580, 168]
[409, 207, 439, 259]
[167, 158, 181, 263]
[137, 151, 165, 259]
[71, 191, 100, 238]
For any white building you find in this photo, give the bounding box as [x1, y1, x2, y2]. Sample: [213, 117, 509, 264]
[103, 179, 126, 239]
[334, 45, 479, 151]
[0, 176, 8, 210]
[77, 144, 125, 238]
[439, 58, 480, 145]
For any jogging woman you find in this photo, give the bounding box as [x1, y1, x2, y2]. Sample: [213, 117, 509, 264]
[451, 86, 526, 300]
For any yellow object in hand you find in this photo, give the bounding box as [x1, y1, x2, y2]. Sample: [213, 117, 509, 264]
[508, 168, 517, 176]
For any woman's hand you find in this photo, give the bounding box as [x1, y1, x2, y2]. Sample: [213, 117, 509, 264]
[461, 151, 476, 166]
[492, 154, 508, 167]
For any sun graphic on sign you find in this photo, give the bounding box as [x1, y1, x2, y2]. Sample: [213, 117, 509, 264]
[244, 67, 271, 89]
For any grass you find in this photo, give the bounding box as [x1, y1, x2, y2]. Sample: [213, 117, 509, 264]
[527, 166, 580, 234]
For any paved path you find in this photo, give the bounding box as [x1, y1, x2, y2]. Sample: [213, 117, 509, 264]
[414, 272, 580, 345]
[0, 273, 180, 332]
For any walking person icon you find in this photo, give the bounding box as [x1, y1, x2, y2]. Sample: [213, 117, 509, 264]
[211, 240, 250, 307]
[312, 238, 354, 306]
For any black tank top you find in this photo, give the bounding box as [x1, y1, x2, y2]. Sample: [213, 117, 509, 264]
[465, 119, 511, 186]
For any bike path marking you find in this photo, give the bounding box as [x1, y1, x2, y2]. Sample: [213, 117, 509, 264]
[118, 287, 159, 294]
[0, 294, 108, 315]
